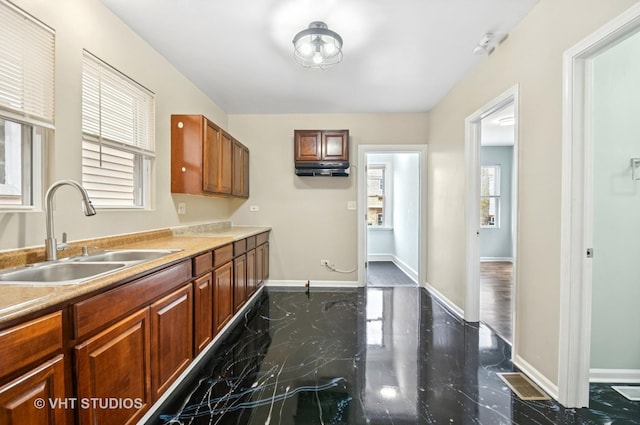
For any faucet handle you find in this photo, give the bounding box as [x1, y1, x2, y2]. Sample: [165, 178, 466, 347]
[57, 232, 68, 252]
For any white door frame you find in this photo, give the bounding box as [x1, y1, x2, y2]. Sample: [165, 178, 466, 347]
[464, 85, 520, 333]
[558, 3, 640, 408]
[357, 144, 428, 287]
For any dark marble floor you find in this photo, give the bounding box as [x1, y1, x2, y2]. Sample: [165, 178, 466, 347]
[145, 287, 640, 424]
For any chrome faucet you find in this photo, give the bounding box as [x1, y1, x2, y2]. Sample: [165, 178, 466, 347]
[45, 180, 97, 261]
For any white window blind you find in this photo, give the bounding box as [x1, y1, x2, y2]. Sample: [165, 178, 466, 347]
[0, 0, 55, 126]
[81, 51, 155, 208]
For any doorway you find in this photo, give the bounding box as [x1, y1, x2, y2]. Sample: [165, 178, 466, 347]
[357, 145, 428, 287]
[479, 103, 516, 343]
[559, 2, 640, 408]
[464, 85, 519, 350]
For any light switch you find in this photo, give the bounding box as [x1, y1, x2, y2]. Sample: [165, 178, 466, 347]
[177, 203, 186, 215]
[250, 205, 259, 212]
[347, 201, 356, 210]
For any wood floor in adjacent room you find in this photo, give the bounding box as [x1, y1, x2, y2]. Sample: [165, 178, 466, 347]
[480, 261, 513, 343]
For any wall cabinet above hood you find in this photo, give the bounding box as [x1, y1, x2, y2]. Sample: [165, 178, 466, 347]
[294, 130, 350, 176]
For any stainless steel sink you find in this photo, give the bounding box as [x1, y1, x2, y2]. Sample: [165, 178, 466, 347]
[73, 249, 182, 263]
[0, 249, 183, 285]
[0, 262, 127, 285]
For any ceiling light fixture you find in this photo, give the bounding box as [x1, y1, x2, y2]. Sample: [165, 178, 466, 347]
[292, 21, 343, 69]
[498, 116, 515, 126]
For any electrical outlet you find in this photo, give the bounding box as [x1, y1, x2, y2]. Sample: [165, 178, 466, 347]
[249, 205, 259, 212]
[320, 259, 329, 266]
[177, 202, 186, 215]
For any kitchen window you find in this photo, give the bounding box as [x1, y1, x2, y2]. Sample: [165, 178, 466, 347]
[480, 165, 500, 228]
[81, 51, 155, 209]
[0, 0, 54, 209]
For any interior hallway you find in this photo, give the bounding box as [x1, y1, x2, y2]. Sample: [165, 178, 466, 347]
[145, 287, 638, 424]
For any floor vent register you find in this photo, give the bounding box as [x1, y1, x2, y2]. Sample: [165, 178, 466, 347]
[497, 372, 551, 401]
[612, 385, 640, 401]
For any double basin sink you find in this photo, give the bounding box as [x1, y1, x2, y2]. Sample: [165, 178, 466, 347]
[0, 249, 182, 285]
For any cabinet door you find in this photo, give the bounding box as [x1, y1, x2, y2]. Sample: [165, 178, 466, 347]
[75, 308, 151, 425]
[150, 284, 193, 399]
[219, 132, 233, 195]
[194, 273, 213, 355]
[203, 120, 222, 193]
[234, 254, 247, 313]
[213, 261, 233, 334]
[232, 141, 249, 198]
[246, 249, 256, 297]
[294, 130, 322, 161]
[256, 244, 264, 287]
[0, 355, 65, 425]
[322, 130, 349, 161]
[263, 242, 270, 281]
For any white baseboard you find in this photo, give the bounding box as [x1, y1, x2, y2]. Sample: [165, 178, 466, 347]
[480, 257, 514, 262]
[513, 354, 560, 400]
[590, 368, 640, 383]
[393, 257, 418, 283]
[424, 282, 464, 320]
[368, 254, 394, 262]
[266, 280, 359, 288]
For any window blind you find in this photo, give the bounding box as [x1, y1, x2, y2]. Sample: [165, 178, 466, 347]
[81, 51, 155, 208]
[82, 52, 155, 152]
[0, 0, 55, 126]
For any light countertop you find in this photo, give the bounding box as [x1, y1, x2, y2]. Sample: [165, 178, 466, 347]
[0, 225, 270, 326]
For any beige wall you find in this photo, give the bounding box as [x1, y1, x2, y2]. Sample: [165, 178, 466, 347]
[228, 113, 428, 283]
[0, 0, 232, 251]
[426, 0, 638, 388]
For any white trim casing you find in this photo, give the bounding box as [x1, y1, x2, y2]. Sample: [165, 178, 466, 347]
[480, 257, 514, 263]
[357, 144, 428, 288]
[266, 280, 359, 288]
[558, 2, 640, 408]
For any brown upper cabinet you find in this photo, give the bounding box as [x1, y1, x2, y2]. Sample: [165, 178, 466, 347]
[294, 130, 349, 163]
[171, 115, 249, 198]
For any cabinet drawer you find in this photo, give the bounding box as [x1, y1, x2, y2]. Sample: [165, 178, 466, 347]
[0, 312, 62, 378]
[73, 260, 191, 340]
[213, 244, 233, 268]
[246, 236, 256, 250]
[233, 239, 246, 256]
[256, 232, 269, 246]
[193, 251, 213, 276]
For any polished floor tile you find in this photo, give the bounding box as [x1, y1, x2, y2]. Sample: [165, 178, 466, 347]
[146, 287, 640, 424]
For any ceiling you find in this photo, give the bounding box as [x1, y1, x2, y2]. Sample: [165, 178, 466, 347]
[100, 0, 538, 115]
[481, 103, 515, 146]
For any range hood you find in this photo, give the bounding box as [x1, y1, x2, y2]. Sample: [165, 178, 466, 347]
[295, 161, 350, 177]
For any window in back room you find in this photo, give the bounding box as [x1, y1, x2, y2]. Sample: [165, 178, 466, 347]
[0, 0, 54, 209]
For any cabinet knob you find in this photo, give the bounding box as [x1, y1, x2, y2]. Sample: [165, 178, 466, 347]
[181, 167, 186, 172]
[177, 121, 184, 129]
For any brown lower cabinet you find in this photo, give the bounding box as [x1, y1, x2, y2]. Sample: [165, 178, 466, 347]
[75, 308, 151, 425]
[0, 354, 66, 425]
[193, 273, 213, 354]
[0, 232, 270, 425]
[150, 284, 193, 399]
[213, 261, 233, 334]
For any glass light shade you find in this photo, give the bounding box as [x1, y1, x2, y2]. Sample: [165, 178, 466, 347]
[293, 21, 343, 69]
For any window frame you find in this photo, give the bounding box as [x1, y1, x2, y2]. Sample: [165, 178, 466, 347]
[81, 51, 155, 210]
[0, 0, 53, 211]
[480, 164, 501, 228]
[367, 163, 393, 228]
